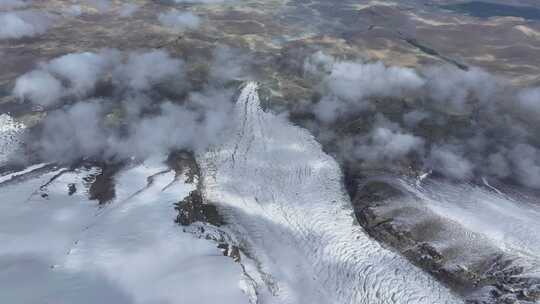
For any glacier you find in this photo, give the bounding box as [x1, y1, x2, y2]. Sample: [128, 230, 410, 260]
[2, 81, 504, 303]
[198, 82, 462, 304]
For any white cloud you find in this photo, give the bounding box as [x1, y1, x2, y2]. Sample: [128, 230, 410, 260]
[10, 47, 243, 163]
[487, 152, 511, 179]
[164, 0, 227, 3]
[12, 49, 188, 108]
[516, 87, 540, 125]
[0, 11, 50, 39]
[422, 66, 498, 113]
[84, 0, 111, 12]
[158, 10, 201, 31]
[47, 50, 119, 96]
[429, 145, 473, 180]
[0, 0, 29, 10]
[403, 110, 430, 128]
[208, 46, 251, 83]
[509, 144, 540, 189]
[40, 101, 107, 160]
[112, 50, 184, 91]
[13, 70, 63, 106]
[355, 126, 425, 162]
[326, 61, 424, 102]
[305, 52, 424, 123]
[64, 5, 83, 17]
[301, 52, 540, 187]
[118, 3, 139, 18]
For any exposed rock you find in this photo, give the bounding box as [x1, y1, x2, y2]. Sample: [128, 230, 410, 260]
[67, 183, 77, 195]
[166, 150, 200, 185]
[353, 180, 404, 204]
[87, 162, 124, 205]
[217, 243, 241, 262]
[170, 151, 245, 268]
[175, 190, 224, 227]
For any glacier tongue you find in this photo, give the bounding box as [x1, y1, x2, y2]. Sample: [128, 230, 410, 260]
[199, 82, 463, 304]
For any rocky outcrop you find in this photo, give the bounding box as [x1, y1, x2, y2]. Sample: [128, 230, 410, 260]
[175, 190, 224, 227]
[169, 150, 225, 228]
[166, 150, 200, 185]
[87, 162, 125, 205]
[170, 151, 245, 266]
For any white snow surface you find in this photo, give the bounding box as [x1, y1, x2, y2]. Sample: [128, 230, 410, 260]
[407, 179, 540, 274]
[199, 82, 462, 304]
[0, 162, 48, 183]
[0, 113, 25, 165]
[0, 157, 249, 304]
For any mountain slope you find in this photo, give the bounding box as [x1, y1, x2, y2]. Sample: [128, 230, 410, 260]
[0, 157, 250, 304]
[199, 82, 462, 304]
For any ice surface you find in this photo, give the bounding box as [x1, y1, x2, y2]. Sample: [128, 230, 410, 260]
[0, 157, 249, 304]
[0, 163, 48, 183]
[0, 113, 25, 165]
[199, 82, 462, 304]
[406, 179, 540, 274]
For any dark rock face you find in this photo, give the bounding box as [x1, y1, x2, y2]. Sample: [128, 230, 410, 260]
[87, 162, 124, 205]
[166, 150, 200, 185]
[217, 243, 241, 262]
[175, 190, 224, 227]
[354, 180, 403, 204]
[68, 183, 77, 196]
[350, 179, 540, 304]
[169, 151, 245, 268]
[170, 151, 247, 271]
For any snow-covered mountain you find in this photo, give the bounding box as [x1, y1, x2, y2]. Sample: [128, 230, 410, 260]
[0, 82, 462, 304]
[0, 157, 249, 304]
[198, 82, 461, 304]
[4, 82, 540, 303]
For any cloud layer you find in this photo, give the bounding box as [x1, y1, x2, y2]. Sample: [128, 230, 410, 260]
[8, 45, 540, 190]
[0, 11, 50, 39]
[12, 48, 241, 163]
[158, 10, 201, 31]
[301, 52, 540, 189]
[0, 0, 29, 10]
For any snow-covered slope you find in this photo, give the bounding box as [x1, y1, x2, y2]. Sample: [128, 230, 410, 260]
[0, 157, 249, 304]
[0, 114, 25, 166]
[408, 179, 540, 274]
[199, 82, 462, 304]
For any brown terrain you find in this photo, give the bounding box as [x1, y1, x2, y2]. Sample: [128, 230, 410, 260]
[2, 1, 540, 303]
